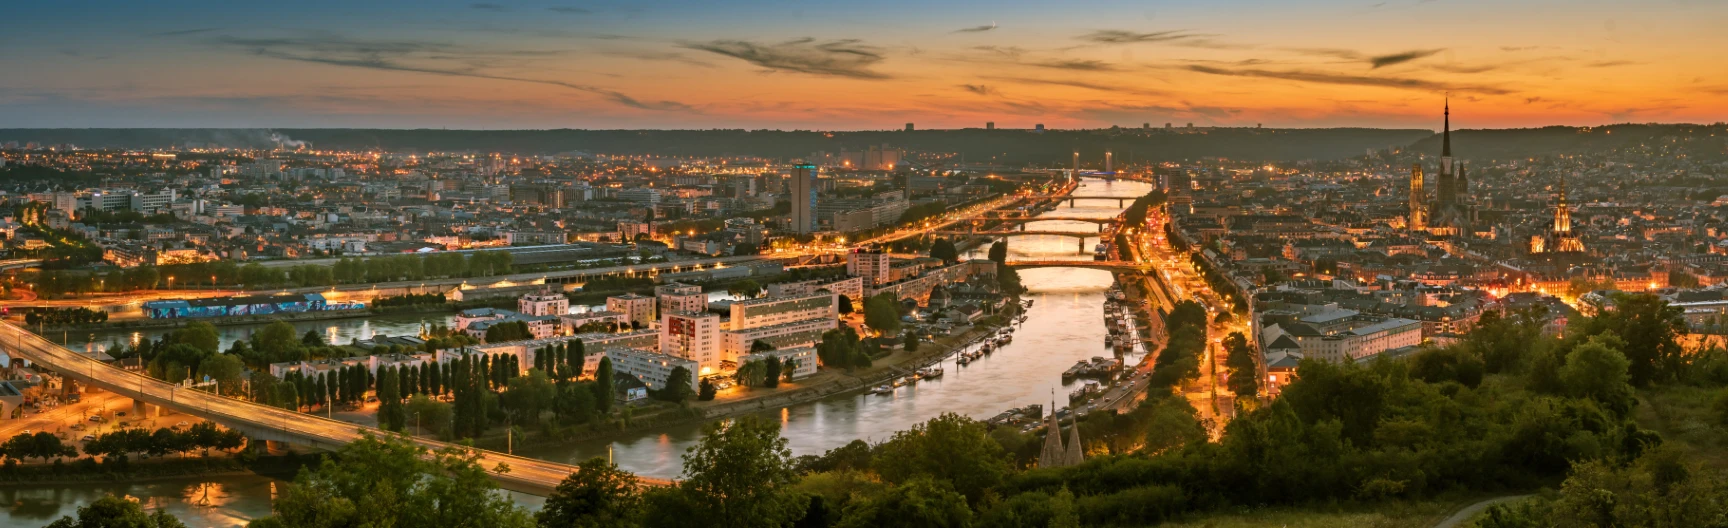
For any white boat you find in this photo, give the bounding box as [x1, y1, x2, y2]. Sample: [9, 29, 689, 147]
[919, 367, 944, 380]
[870, 384, 893, 395]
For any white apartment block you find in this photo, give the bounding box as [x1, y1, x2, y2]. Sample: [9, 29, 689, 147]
[604, 347, 700, 392]
[728, 291, 837, 331]
[1272, 317, 1423, 363]
[660, 311, 723, 374]
[721, 318, 838, 361]
[738, 346, 819, 381]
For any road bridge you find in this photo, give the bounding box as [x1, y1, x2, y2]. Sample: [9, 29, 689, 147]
[1004, 260, 1151, 271]
[978, 216, 1118, 225]
[934, 230, 1103, 239]
[0, 320, 669, 495]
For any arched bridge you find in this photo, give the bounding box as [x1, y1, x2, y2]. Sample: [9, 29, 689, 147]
[0, 321, 669, 495]
[0, 259, 44, 271]
[934, 230, 1103, 239]
[976, 216, 1119, 224]
[1004, 260, 1151, 271]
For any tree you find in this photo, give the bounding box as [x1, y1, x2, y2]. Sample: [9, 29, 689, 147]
[1222, 332, 1259, 398]
[728, 279, 763, 299]
[763, 357, 782, 389]
[249, 433, 532, 528]
[173, 321, 221, 355]
[407, 395, 454, 438]
[735, 360, 768, 388]
[250, 321, 302, 363]
[537, 457, 644, 528]
[504, 369, 558, 427]
[1561, 335, 1635, 415]
[198, 354, 246, 396]
[903, 332, 920, 353]
[1576, 293, 1686, 386]
[594, 357, 615, 414]
[929, 238, 959, 264]
[987, 240, 1008, 265]
[45, 495, 187, 528]
[836, 294, 855, 315]
[652, 417, 803, 528]
[863, 293, 901, 335]
[871, 413, 1008, 504]
[698, 379, 717, 401]
[378, 366, 406, 432]
[301, 329, 326, 347]
[652, 366, 695, 403]
[833, 476, 972, 528]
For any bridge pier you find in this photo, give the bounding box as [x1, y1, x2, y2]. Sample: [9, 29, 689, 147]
[132, 399, 159, 418]
[1080, 240, 1087, 254]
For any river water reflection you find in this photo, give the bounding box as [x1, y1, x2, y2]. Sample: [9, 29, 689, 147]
[1, 178, 1149, 525]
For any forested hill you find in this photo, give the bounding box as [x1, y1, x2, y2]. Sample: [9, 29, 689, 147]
[1408, 123, 1728, 162]
[0, 127, 1430, 163]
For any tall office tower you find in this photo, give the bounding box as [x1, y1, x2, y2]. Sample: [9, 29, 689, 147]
[1409, 164, 1426, 232]
[1105, 151, 1113, 172]
[790, 164, 817, 234]
[1072, 151, 1079, 172]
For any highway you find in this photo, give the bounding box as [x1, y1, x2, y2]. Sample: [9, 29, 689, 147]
[0, 320, 670, 494]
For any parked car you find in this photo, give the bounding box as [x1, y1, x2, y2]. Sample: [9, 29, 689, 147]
[81, 435, 95, 442]
[88, 415, 104, 422]
[20, 430, 30, 435]
[175, 421, 189, 428]
[115, 411, 128, 417]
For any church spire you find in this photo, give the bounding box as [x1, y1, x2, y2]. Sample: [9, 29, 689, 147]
[1442, 98, 1451, 157]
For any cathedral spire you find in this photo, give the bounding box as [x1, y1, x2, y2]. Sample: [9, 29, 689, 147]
[1442, 98, 1451, 158]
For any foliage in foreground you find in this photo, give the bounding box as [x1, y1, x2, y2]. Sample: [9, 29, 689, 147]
[248, 433, 533, 528]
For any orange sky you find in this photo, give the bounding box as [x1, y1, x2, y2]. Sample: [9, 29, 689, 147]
[2, 0, 1725, 129]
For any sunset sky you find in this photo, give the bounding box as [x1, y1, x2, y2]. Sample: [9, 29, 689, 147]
[3, 0, 1724, 130]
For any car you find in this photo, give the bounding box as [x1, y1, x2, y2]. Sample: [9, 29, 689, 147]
[70, 423, 84, 431]
[20, 430, 30, 435]
[88, 415, 104, 422]
[175, 421, 190, 428]
[115, 411, 128, 417]
[81, 435, 95, 442]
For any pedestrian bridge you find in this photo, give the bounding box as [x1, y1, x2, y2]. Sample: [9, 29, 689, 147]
[0, 320, 670, 495]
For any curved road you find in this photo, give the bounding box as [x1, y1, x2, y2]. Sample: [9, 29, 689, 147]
[0, 320, 669, 495]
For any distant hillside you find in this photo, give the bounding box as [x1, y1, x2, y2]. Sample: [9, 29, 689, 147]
[0, 128, 1431, 163]
[1406, 123, 1728, 161]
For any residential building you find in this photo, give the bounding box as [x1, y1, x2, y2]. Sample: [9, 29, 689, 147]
[655, 282, 708, 315]
[661, 311, 723, 373]
[790, 164, 817, 234]
[518, 289, 569, 317]
[607, 293, 656, 327]
[737, 346, 818, 381]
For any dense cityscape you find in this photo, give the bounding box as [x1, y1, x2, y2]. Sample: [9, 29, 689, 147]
[5, 1, 1728, 527]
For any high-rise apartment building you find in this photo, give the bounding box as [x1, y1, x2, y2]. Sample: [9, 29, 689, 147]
[847, 248, 892, 286]
[661, 311, 722, 373]
[606, 294, 656, 328]
[790, 164, 817, 234]
[518, 289, 569, 317]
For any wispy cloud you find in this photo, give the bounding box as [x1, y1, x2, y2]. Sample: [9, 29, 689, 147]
[1032, 59, 1115, 71]
[203, 34, 692, 111]
[953, 23, 997, 33]
[983, 76, 1166, 97]
[1079, 30, 1209, 44]
[470, 3, 507, 11]
[1370, 49, 1443, 68]
[959, 84, 996, 95]
[1585, 60, 1637, 68]
[681, 38, 890, 79]
[547, 6, 591, 14]
[1185, 65, 1511, 95]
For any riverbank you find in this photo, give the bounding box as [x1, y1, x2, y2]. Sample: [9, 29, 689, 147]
[471, 301, 1025, 452]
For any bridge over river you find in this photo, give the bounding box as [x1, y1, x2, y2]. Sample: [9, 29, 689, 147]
[0, 320, 669, 495]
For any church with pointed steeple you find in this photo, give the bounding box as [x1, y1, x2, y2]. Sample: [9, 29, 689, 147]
[1420, 100, 1475, 237]
[1529, 173, 1586, 256]
[1037, 396, 1084, 468]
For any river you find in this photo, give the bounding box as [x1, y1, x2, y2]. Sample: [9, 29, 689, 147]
[0, 177, 1149, 527]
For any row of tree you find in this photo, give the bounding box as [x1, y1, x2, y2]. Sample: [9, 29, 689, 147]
[330, 250, 514, 284]
[81, 423, 245, 459]
[23, 307, 108, 326]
